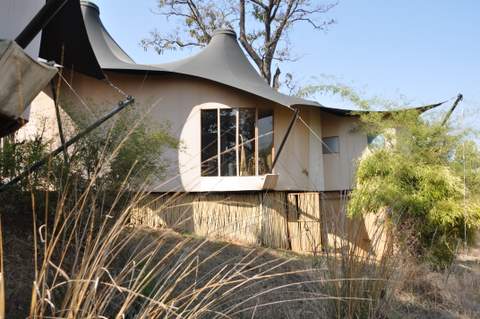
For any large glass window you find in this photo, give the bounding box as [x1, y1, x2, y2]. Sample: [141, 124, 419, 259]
[220, 109, 237, 176]
[239, 109, 256, 176]
[201, 110, 218, 176]
[200, 108, 274, 177]
[258, 109, 274, 175]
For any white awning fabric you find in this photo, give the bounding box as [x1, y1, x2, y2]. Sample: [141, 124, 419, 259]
[0, 39, 57, 135]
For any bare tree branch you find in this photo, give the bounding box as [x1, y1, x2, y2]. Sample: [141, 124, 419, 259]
[185, 0, 212, 41]
[143, 0, 338, 89]
[239, 0, 263, 72]
[249, 0, 268, 10]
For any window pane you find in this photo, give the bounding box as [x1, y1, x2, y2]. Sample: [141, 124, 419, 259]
[258, 109, 273, 174]
[322, 136, 339, 154]
[220, 109, 237, 176]
[238, 108, 256, 176]
[201, 110, 218, 176]
[367, 134, 385, 149]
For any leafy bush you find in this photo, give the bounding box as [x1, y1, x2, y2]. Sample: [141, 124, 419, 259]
[349, 109, 480, 267]
[0, 129, 54, 191]
[298, 80, 480, 267]
[68, 106, 178, 192]
[0, 104, 178, 200]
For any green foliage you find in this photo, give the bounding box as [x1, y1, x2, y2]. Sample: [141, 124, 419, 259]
[0, 130, 54, 190]
[451, 140, 480, 199]
[298, 79, 480, 267]
[69, 107, 178, 191]
[349, 109, 480, 267]
[0, 106, 178, 198]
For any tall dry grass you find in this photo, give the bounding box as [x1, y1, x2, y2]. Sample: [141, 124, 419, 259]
[2, 158, 477, 317]
[317, 192, 401, 319]
[0, 138, 405, 318]
[20, 126, 285, 317]
[1, 110, 476, 318]
[0, 119, 321, 317]
[23, 182, 320, 318]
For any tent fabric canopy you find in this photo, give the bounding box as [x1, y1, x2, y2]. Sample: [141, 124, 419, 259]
[40, 0, 442, 115]
[0, 39, 57, 137]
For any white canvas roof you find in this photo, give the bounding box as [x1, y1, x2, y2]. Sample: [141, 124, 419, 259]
[40, 1, 444, 115]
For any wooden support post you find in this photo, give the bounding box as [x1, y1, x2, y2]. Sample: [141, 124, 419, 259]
[284, 192, 293, 250]
[50, 78, 69, 165]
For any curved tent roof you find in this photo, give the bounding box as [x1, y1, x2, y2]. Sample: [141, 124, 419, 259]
[40, 0, 445, 115]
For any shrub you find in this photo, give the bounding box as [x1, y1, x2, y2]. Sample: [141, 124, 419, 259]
[298, 80, 480, 267]
[349, 109, 480, 267]
[0, 128, 54, 191]
[67, 105, 178, 191]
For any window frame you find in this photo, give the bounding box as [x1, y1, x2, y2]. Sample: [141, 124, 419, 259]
[200, 107, 274, 177]
[322, 136, 340, 154]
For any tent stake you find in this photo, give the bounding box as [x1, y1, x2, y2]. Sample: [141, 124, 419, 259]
[0, 96, 134, 192]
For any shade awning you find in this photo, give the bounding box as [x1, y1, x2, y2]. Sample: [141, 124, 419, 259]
[0, 39, 58, 137]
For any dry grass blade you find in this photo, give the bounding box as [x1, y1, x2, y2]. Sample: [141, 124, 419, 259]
[0, 217, 4, 319]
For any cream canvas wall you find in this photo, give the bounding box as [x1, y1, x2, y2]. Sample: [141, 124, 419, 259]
[321, 112, 367, 191]
[16, 91, 76, 148]
[46, 70, 368, 192]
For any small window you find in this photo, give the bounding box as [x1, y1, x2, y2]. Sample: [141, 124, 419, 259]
[322, 136, 339, 154]
[367, 134, 385, 149]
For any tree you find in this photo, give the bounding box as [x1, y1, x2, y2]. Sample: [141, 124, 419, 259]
[299, 81, 480, 267]
[141, 0, 337, 89]
[349, 109, 480, 268]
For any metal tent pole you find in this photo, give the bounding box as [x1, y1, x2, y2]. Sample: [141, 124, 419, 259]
[0, 96, 134, 192]
[15, 0, 70, 49]
[441, 93, 463, 126]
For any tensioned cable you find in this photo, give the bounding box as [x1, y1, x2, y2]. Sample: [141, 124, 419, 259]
[102, 72, 130, 100]
[59, 73, 96, 116]
[296, 115, 338, 156]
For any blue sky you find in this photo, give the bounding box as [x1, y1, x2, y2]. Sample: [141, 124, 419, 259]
[91, 0, 479, 129]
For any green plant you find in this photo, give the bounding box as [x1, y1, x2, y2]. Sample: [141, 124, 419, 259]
[67, 106, 178, 193]
[299, 79, 480, 267]
[0, 128, 55, 191]
[349, 109, 480, 267]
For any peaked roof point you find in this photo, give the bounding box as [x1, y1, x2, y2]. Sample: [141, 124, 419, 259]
[80, 1, 99, 14]
[212, 28, 237, 38]
[40, 0, 443, 115]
